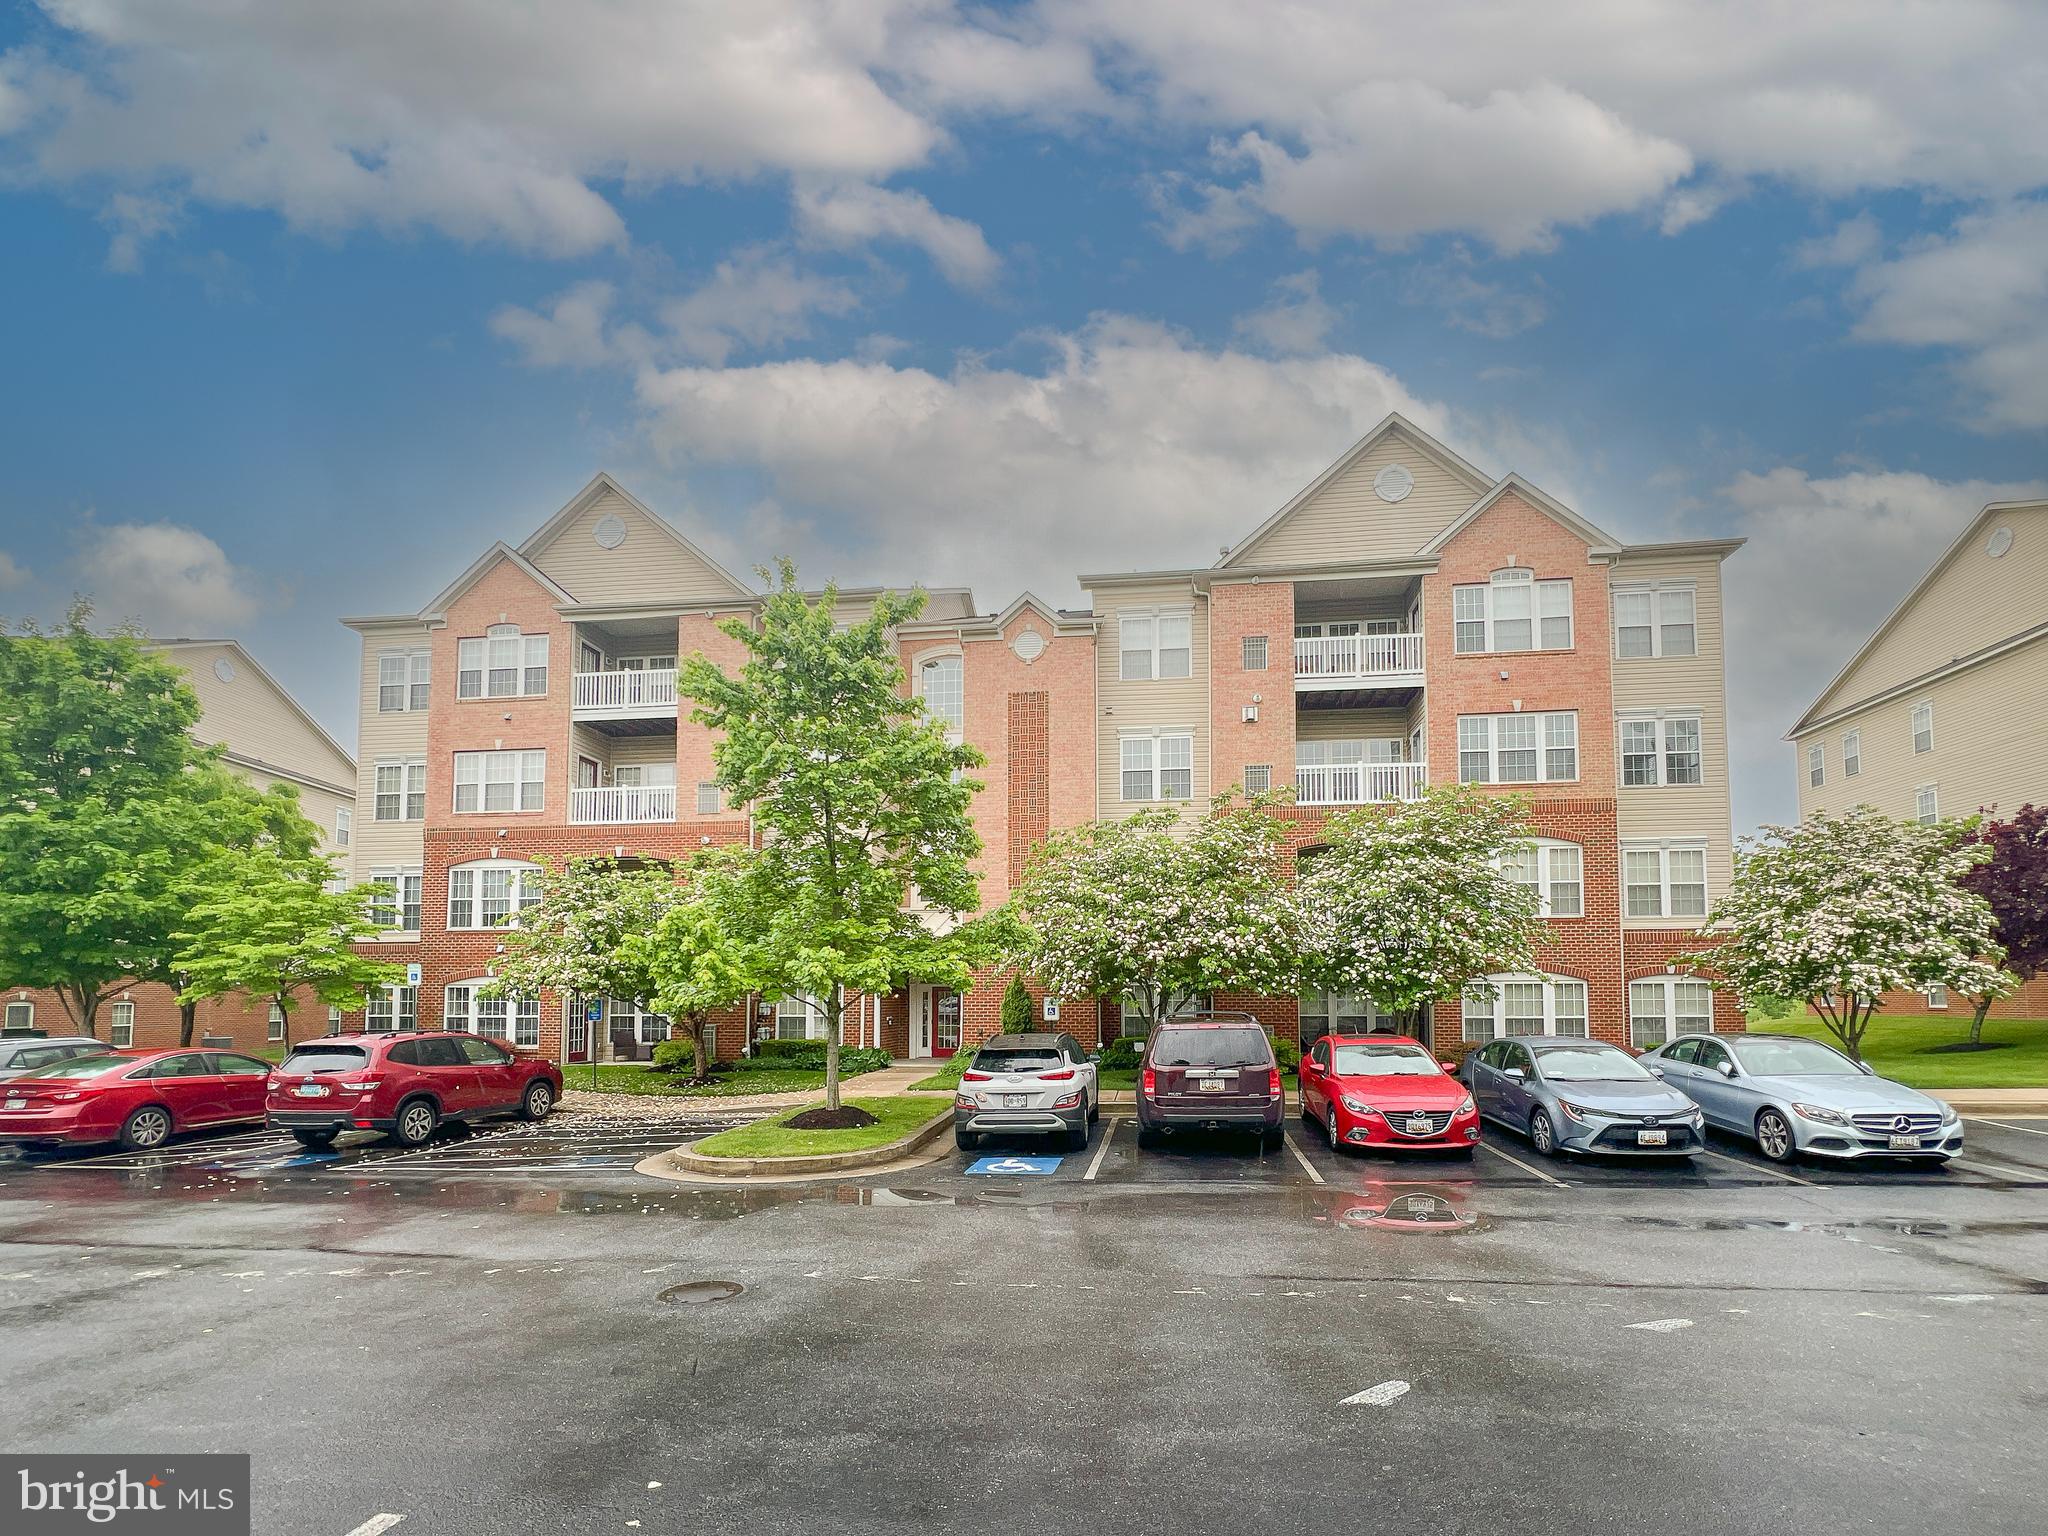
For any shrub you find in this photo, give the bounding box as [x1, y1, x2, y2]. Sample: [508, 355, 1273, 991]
[999, 974, 1035, 1034]
[728, 1043, 892, 1076]
[1268, 1032, 1301, 1073]
[651, 1039, 703, 1074]
[1097, 1036, 1144, 1071]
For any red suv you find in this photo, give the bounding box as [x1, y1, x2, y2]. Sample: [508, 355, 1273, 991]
[267, 1032, 563, 1149]
[1135, 1014, 1286, 1151]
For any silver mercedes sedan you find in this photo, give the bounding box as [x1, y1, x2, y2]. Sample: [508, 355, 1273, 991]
[1639, 1032, 1963, 1164]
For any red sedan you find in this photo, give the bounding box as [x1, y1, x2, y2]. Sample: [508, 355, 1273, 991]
[0, 1047, 274, 1150]
[1298, 1034, 1479, 1155]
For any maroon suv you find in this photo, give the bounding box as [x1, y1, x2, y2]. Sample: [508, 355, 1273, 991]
[266, 1032, 563, 1149]
[1135, 1014, 1286, 1151]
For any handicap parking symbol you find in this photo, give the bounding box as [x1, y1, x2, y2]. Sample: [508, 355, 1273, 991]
[966, 1155, 1062, 1176]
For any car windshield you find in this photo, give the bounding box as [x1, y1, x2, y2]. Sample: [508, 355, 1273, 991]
[280, 1046, 371, 1075]
[1332, 1043, 1438, 1077]
[1729, 1037, 1862, 1076]
[1531, 1045, 1655, 1083]
[12, 1055, 134, 1081]
[972, 1048, 1062, 1074]
[1154, 1028, 1271, 1068]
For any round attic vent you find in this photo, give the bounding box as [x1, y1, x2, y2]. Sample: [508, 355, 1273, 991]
[212, 657, 236, 683]
[1013, 628, 1046, 663]
[1374, 463, 1415, 503]
[593, 512, 628, 550]
[1986, 525, 2014, 558]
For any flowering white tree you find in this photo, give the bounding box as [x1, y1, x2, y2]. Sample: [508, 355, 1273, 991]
[1693, 807, 2012, 1062]
[1295, 786, 1545, 1018]
[1011, 798, 1301, 1029]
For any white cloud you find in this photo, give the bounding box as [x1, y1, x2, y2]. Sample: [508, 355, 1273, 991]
[74, 520, 269, 633]
[490, 279, 624, 370]
[1403, 253, 1547, 338]
[1792, 211, 1882, 269]
[96, 190, 181, 272]
[0, 550, 28, 590]
[793, 182, 1000, 288]
[1232, 270, 1338, 355]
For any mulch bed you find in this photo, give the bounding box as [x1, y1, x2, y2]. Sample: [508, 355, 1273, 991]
[783, 1105, 881, 1130]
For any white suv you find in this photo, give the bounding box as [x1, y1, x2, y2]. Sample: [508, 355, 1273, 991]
[954, 1033, 1099, 1152]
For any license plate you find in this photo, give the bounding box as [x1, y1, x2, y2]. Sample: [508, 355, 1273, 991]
[1889, 1133, 1921, 1150]
[1405, 1117, 1434, 1135]
[1637, 1129, 1668, 1146]
[295, 1084, 329, 1098]
[2, 1097, 22, 1111]
[1003, 1094, 1027, 1108]
[1198, 1079, 1227, 1093]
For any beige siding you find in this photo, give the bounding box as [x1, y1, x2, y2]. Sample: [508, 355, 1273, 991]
[350, 621, 431, 882]
[1812, 503, 2048, 719]
[1293, 595, 1410, 629]
[1610, 551, 1735, 915]
[1088, 579, 1209, 821]
[526, 487, 747, 606]
[168, 643, 354, 792]
[1795, 633, 2048, 826]
[1295, 707, 1415, 745]
[1231, 428, 1486, 568]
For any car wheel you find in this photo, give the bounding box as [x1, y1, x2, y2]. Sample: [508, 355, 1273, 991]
[1063, 1116, 1087, 1152]
[1528, 1108, 1559, 1157]
[289, 1129, 336, 1150]
[119, 1105, 172, 1151]
[1261, 1126, 1285, 1153]
[519, 1080, 554, 1122]
[1754, 1108, 1796, 1163]
[1088, 1089, 1100, 1125]
[1327, 1105, 1345, 1152]
[955, 1126, 979, 1151]
[1135, 1124, 1159, 1150]
[391, 1097, 438, 1148]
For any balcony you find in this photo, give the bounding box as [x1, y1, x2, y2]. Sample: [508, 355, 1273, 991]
[569, 784, 677, 824]
[1294, 760, 1429, 806]
[1293, 632, 1425, 694]
[572, 668, 679, 728]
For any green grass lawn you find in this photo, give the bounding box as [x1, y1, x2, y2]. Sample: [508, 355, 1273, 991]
[1754, 1009, 2048, 1089]
[906, 1055, 970, 1092]
[690, 1096, 947, 1159]
[560, 1059, 885, 1097]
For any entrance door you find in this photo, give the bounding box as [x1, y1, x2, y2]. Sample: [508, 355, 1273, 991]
[567, 1001, 593, 1063]
[911, 986, 934, 1057]
[933, 990, 962, 1058]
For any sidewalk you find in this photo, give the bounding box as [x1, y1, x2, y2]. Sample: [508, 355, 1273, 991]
[1935, 1089, 2048, 1114]
[559, 1060, 949, 1120]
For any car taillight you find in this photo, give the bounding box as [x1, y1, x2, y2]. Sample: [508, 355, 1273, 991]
[1268, 1068, 1283, 1096]
[1053, 1091, 1083, 1109]
[338, 1079, 381, 1092]
[961, 1071, 992, 1082]
[1141, 1068, 1156, 1097]
[1040, 1069, 1075, 1081]
[51, 1091, 84, 1102]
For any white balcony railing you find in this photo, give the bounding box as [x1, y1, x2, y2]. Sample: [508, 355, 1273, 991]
[1292, 632, 1424, 684]
[568, 784, 677, 824]
[572, 668, 679, 716]
[1294, 760, 1429, 806]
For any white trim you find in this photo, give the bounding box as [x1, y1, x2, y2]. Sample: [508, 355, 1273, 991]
[377, 646, 432, 713]
[1118, 727, 1195, 802]
[268, 1001, 287, 1042]
[372, 758, 426, 822]
[420, 541, 578, 619]
[1500, 837, 1585, 918]
[1118, 608, 1193, 681]
[1807, 741, 1825, 788]
[1621, 841, 1709, 921]
[1462, 975, 1589, 1041]
[1618, 710, 1705, 788]
[1611, 582, 1698, 660]
[109, 1000, 133, 1047]
[367, 866, 423, 934]
[334, 806, 352, 848]
[445, 980, 541, 1047]
[452, 749, 545, 814]
[457, 627, 549, 701]
[1926, 984, 1951, 1010]
[516, 472, 755, 601]
[364, 985, 417, 1033]
[1456, 711, 1579, 785]
[1418, 473, 1622, 559]
[447, 859, 543, 930]
[1916, 783, 1940, 824]
[1841, 729, 1861, 778]
[912, 647, 966, 736]
[150, 639, 358, 775]
[1911, 699, 1935, 754]
[1628, 976, 1714, 1049]
[1452, 569, 1574, 654]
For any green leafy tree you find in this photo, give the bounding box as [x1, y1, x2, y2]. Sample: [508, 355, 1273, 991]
[1959, 805, 2048, 1046]
[679, 562, 986, 1111]
[174, 852, 399, 1048]
[634, 847, 770, 1082]
[1295, 786, 1546, 1022]
[1011, 796, 1301, 1032]
[998, 973, 1035, 1034]
[1691, 807, 2012, 1061]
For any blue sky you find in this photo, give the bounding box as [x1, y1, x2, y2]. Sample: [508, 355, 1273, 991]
[2, 1, 2044, 834]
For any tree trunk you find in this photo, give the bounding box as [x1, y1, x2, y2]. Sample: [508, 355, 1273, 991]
[277, 995, 292, 1051]
[824, 984, 844, 1111]
[686, 1011, 710, 1081]
[1968, 995, 1994, 1046]
[178, 998, 199, 1048]
[57, 982, 104, 1039]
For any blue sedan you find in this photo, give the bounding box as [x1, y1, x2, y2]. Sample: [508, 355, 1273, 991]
[1639, 1032, 1963, 1164]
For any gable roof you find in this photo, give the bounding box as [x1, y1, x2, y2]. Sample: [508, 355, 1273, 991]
[1788, 498, 2048, 736]
[519, 472, 755, 602]
[149, 638, 356, 781]
[1415, 473, 1622, 559]
[1217, 412, 1493, 568]
[417, 541, 578, 620]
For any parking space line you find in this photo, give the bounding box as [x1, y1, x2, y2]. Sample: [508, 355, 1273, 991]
[1282, 1132, 1326, 1185]
[1964, 1116, 2048, 1137]
[342, 1515, 405, 1536]
[1476, 1139, 1567, 1187]
[1696, 1147, 1819, 1186]
[1082, 1119, 1116, 1181]
[1951, 1157, 2048, 1184]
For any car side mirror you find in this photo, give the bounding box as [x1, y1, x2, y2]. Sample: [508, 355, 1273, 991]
[1716, 1061, 1736, 1078]
[1438, 1061, 1458, 1073]
[1647, 1065, 1666, 1078]
[1857, 1060, 1876, 1076]
[1503, 1066, 1526, 1082]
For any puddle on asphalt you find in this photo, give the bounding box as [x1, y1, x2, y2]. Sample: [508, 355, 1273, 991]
[658, 1279, 744, 1305]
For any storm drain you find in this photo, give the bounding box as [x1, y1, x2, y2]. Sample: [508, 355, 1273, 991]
[659, 1279, 745, 1306]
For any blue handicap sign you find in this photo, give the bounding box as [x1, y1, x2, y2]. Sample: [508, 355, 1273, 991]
[966, 1155, 1062, 1176]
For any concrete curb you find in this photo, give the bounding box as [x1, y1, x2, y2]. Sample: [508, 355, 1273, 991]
[643, 1102, 956, 1181]
[1943, 1092, 2048, 1115]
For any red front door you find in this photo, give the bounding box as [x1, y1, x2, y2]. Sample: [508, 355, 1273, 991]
[933, 990, 961, 1058]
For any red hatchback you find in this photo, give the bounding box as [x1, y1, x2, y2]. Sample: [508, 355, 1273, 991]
[1298, 1034, 1479, 1155]
[266, 1032, 562, 1149]
[0, 1047, 276, 1150]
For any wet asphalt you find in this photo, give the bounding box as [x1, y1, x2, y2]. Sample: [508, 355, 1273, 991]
[3, 1108, 2047, 1535]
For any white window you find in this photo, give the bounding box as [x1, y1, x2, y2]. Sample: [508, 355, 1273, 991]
[775, 993, 824, 1041]
[373, 759, 426, 822]
[1623, 844, 1709, 920]
[1620, 714, 1704, 787]
[448, 861, 543, 930]
[1807, 743, 1824, 789]
[333, 807, 352, 848]
[1502, 839, 1584, 918]
[378, 648, 431, 712]
[1457, 712, 1578, 784]
[1462, 976, 1588, 1041]
[1119, 610, 1192, 680]
[1298, 989, 1378, 1041]
[1241, 635, 1269, 670]
[1121, 994, 1209, 1038]
[110, 1000, 134, 1047]
[1916, 785, 1939, 824]
[1926, 985, 1950, 1010]
[327, 1007, 342, 1035]
[1453, 570, 1573, 654]
[696, 781, 722, 816]
[1628, 977, 1714, 1049]
[1243, 763, 1271, 794]
[1613, 585, 1697, 659]
[1911, 701, 1934, 754]
[446, 984, 541, 1047]
[4, 1000, 31, 1031]
[458, 626, 550, 699]
[612, 763, 676, 789]
[267, 1002, 286, 1042]
[453, 750, 545, 813]
[365, 986, 416, 1033]
[918, 654, 964, 734]
[367, 868, 422, 932]
[1120, 731, 1194, 802]
[1842, 730, 1860, 778]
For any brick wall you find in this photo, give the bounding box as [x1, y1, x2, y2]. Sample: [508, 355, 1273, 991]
[1209, 582, 1296, 799]
[0, 983, 325, 1051]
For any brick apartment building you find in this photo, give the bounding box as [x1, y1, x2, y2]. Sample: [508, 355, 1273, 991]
[4, 639, 357, 1050]
[333, 414, 1744, 1063]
